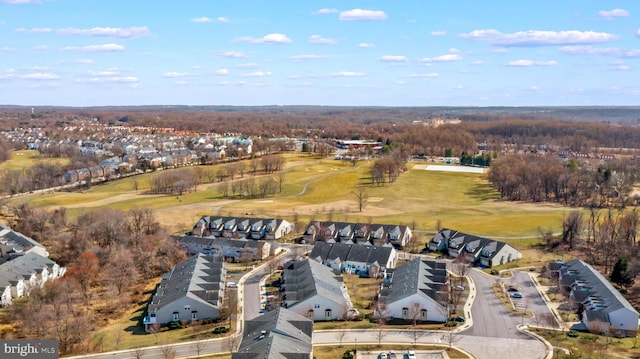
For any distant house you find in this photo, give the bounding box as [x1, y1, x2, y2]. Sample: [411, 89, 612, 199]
[281, 259, 355, 321]
[303, 221, 412, 249]
[175, 236, 271, 262]
[144, 254, 226, 329]
[558, 259, 639, 337]
[428, 228, 521, 267]
[192, 216, 293, 241]
[233, 307, 313, 359]
[376, 258, 450, 323]
[309, 242, 397, 277]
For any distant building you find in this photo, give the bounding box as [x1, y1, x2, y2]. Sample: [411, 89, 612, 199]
[428, 228, 521, 267]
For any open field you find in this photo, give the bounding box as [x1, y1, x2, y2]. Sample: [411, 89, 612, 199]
[0, 150, 70, 172]
[11, 155, 571, 243]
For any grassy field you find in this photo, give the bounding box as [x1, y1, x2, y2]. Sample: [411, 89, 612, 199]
[14, 155, 572, 246]
[0, 150, 70, 172]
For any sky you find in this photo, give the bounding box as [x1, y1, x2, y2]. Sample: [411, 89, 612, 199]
[1, 1, 640, 107]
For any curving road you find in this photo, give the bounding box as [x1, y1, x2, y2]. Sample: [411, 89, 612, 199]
[65, 254, 551, 359]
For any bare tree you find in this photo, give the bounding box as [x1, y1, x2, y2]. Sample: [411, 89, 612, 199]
[133, 347, 145, 359]
[147, 323, 160, 344]
[353, 185, 368, 212]
[191, 333, 206, 359]
[443, 330, 459, 349]
[160, 345, 176, 359]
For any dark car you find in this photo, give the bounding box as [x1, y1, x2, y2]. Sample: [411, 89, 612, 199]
[507, 286, 520, 292]
[454, 315, 466, 323]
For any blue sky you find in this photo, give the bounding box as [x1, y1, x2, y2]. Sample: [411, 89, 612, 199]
[1, 0, 640, 106]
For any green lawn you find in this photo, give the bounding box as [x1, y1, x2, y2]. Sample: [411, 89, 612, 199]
[0, 150, 70, 172]
[13, 155, 572, 247]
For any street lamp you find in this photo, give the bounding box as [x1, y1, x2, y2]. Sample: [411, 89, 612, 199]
[354, 337, 357, 354]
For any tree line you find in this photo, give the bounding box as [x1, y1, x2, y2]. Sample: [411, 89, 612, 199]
[3, 205, 185, 355]
[488, 154, 640, 207]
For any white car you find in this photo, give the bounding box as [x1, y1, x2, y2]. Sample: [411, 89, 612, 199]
[379, 353, 388, 359]
[407, 350, 416, 359]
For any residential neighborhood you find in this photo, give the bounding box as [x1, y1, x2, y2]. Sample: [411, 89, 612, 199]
[303, 220, 413, 249]
[0, 224, 65, 307]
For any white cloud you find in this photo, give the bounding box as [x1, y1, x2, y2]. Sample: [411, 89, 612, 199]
[74, 58, 94, 64]
[431, 31, 446, 36]
[236, 63, 257, 69]
[637, 29, 640, 37]
[530, 86, 539, 91]
[559, 45, 640, 58]
[31, 45, 47, 50]
[2, 46, 13, 51]
[0, 0, 42, 3]
[243, 71, 271, 77]
[235, 33, 292, 44]
[87, 69, 121, 76]
[56, 26, 150, 38]
[162, 71, 189, 78]
[314, 8, 338, 14]
[507, 59, 557, 67]
[309, 35, 337, 44]
[597, 9, 630, 19]
[215, 68, 228, 75]
[75, 76, 138, 84]
[403, 73, 439, 78]
[460, 29, 617, 47]
[616, 64, 630, 71]
[471, 60, 485, 65]
[19, 72, 60, 80]
[191, 17, 212, 23]
[290, 54, 326, 62]
[421, 54, 462, 63]
[378, 55, 408, 62]
[357, 43, 374, 48]
[217, 81, 247, 86]
[339, 9, 387, 21]
[219, 50, 247, 58]
[217, 17, 230, 23]
[15, 27, 51, 33]
[329, 71, 365, 77]
[60, 43, 125, 52]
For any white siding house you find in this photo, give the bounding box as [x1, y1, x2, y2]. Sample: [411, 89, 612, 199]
[377, 259, 450, 323]
[282, 259, 355, 321]
[144, 254, 226, 328]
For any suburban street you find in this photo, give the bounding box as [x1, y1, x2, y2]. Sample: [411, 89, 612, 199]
[65, 255, 552, 359]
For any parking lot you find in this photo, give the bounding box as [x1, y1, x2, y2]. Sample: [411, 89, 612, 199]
[356, 350, 450, 359]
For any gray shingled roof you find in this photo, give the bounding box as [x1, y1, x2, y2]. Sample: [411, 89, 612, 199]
[310, 242, 394, 268]
[0, 225, 45, 260]
[148, 254, 225, 312]
[234, 307, 313, 359]
[282, 259, 348, 308]
[560, 260, 639, 318]
[379, 258, 448, 305]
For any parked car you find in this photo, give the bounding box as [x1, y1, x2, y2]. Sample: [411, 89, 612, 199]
[454, 315, 466, 323]
[389, 350, 397, 359]
[379, 352, 388, 359]
[407, 350, 416, 359]
[507, 286, 520, 292]
[511, 292, 523, 298]
[454, 285, 465, 291]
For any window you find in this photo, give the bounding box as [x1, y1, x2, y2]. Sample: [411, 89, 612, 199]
[306, 310, 314, 319]
[184, 305, 190, 311]
[421, 309, 427, 319]
[314, 304, 320, 309]
[325, 309, 332, 319]
[173, 312, 180, 321]
[191, 311, 198, 320]
[402, 307, 409, 317]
